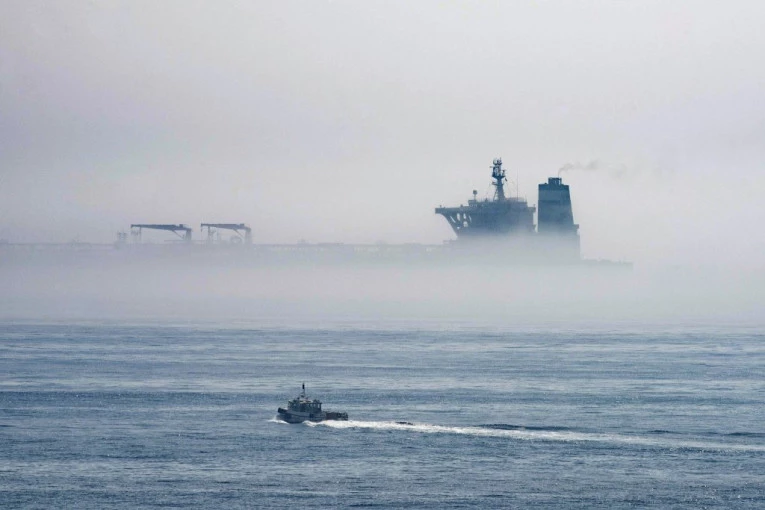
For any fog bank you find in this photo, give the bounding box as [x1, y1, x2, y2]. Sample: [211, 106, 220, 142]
[2, 255, 762, 329]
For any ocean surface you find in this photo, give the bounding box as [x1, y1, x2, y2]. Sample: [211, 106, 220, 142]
[1, 321, 764, 508]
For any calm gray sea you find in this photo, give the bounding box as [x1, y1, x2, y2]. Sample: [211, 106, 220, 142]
[1, 322, 764, 508]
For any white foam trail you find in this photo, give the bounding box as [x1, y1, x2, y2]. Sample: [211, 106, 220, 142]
[307, 420, 765, 453]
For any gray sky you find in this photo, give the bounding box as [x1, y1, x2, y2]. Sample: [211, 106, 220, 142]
[2, 1, 764, 267]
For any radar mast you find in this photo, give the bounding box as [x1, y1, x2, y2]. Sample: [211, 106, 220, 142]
[491, 158, 507, 201]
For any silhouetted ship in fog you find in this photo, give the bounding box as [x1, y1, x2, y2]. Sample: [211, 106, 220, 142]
[434, 158, 581, 264]
[1, 158, 629, 268]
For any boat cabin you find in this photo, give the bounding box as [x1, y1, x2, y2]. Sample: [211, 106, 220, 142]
[289, 397, 322, 413]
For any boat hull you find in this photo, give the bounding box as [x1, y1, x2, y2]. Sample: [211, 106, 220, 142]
[277, 407, 348, 424]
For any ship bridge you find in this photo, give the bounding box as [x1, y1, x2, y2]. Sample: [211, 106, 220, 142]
[435, 158, 535, 238]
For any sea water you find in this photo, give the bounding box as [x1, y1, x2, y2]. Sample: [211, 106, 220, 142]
[1, 322, 764, 508]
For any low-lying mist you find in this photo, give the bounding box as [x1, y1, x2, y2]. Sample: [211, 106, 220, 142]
[2, 252, 762, 330]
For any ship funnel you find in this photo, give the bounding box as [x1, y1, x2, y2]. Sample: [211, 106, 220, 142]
[538, 176, 580, 258]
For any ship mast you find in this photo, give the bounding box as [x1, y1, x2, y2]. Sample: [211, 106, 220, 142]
[491, 158, 507, 201]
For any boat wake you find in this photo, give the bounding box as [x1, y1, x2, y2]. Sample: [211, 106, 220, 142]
[306, 419, 765, 452]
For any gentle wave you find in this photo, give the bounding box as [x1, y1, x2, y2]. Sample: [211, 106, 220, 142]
[305, 420, 765, 452]
[480, 423, 575, 432]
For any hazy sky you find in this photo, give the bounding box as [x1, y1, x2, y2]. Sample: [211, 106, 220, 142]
[2, 1, 764, 267]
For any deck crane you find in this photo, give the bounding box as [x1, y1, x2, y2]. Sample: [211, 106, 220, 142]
[200, 223, 252, 244]
[130, 224, 193, 243]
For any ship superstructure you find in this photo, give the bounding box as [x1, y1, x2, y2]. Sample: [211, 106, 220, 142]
[435, 159, 535, 238]
[435, 158, 580, 261]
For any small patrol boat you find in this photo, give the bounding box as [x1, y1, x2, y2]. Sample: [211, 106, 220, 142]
[277, 384, 348, 424]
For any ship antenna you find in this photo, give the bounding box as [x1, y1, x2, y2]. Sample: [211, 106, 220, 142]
[301, 382, 305, 398]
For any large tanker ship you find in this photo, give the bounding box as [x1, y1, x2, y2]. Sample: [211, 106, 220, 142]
[1, 158, 629, 268]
